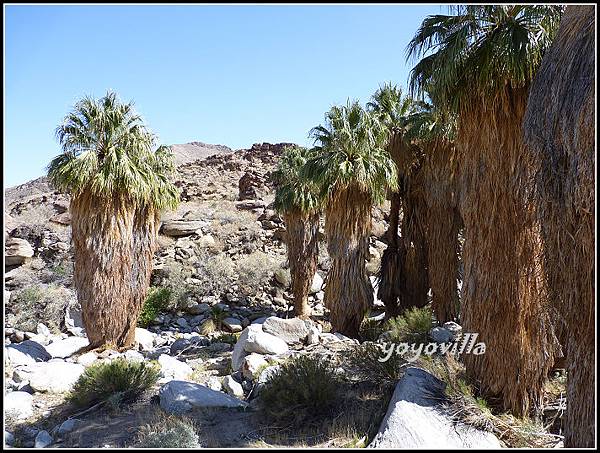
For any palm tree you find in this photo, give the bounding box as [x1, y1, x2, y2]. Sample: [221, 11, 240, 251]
[406, 100, 462, 324]
[48, 91, 179, 349]
[407, 5, 563, 416]
[366, 83, 428, 318]
[303, 100, 398, 337]
[273, 145, 322, 319]
[523, 6, 595, 447]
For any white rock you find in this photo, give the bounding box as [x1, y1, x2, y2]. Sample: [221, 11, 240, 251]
[262, 316, 312, 344]
[135, 328, 155, 351]
[244, 327, 289, 355]
[123, 350, 144, 362]
[76, 351, 98, 366]
[306, 326, 320, 345]
[206, 376, 222, 392]
[368, 368, 501, 448]
[309, 273, 324, 294]
[34, 430, 53, 448]
[241, 353, 268, 380]
[223, 375, 244, 398]
[231, 324, 262, 371]
[5, 237, 34, 266]
[158, 354, 192, 380]
[6, 340, 51, 366]
[45, 336, 89, 358]
[36, 323, 51, 337]
[159, 380, 247, 414]
[20, 362, 85, 393]
[5, 391, 34, 420]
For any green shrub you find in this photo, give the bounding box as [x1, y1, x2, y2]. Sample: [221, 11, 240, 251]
[135, 415, 201, 448]
[260, 354, 341, 426]
[385, 306, 433, 344]
[344, 341, 406, 385]
[68, 358, 160, 408]
[138, 287, 172, 327]
[359, 316, 385, 342]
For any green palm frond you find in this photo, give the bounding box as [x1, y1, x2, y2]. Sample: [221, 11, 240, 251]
[273, 145, 323, 215]
[303, 100, 398, 205]
[47, 91, 180, 210]
[406, 5, 564, 112]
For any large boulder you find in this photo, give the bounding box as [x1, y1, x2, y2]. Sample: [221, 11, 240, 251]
[17, 361, 85, 393]
[160, 220, 206, 237]
[159, 380, 247, 414]
[262, 316, 312, 344]
[244, 327, 289, 356]
[6, 340, 51, 366]
[45, 337, 89, 359]
[368, 367, 502, 448]
[231, 324, 261, 371]
[135, 328, 155, 351]
[5, 391, 34, 420]
[5, 237, 34, 266]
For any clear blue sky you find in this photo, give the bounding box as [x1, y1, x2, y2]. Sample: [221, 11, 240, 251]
[4, 4, 444, 187]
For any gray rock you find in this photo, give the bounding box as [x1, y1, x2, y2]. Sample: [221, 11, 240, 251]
[123, 350, 144, 362]
[20, 362, 85, 393]
[45, 336, 89, 358]
[159, 380, 247, 414]
[368, 367, 501, 448]
[5, 391, 34, 420]
[187, 303, 210, 315]
[262, 316, 311, 344]
[64, 303, 85, 337]
[76, 351, 98, 367]
[206, 376, 222, 392]
[56, 418, 81, 436]
[442, 321, 462, 338]
[306, 326, 320, 345]
[5, 431, 15, 446]
[223, 375, 245, 398]
[6, 340, 51, 366]
[429, 327, 454, 344]
[170, 337, 208, 356]
[158, 354, 192, 380]
[160, 219, 206, 237]
[231, 324, 262, 371]
[34, 430, 53, 448]
[223, 317, 242, 333]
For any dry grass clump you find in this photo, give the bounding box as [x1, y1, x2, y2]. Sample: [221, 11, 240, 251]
[343, 341, 406, 386]
[235, 251, 282, 296]
[135, 414, 201, 448]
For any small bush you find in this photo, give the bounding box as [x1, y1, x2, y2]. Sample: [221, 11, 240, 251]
[344, 342, 406, 385]
[192, 251, 236, 298]
[235, 251, 281, 296]
[385, 306, 433, 344]
[359, 317, 385, 342]
[68, 358, 160, 408]
[135, 414, 201, 448]
[138, 287, 172, 327]
[260, 354, 341, 426]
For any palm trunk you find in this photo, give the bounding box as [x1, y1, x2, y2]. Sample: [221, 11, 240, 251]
[378, 189, 403, 318]
[284, 210, 319, 319]
[71, 191, 137, 349]
[325, 185, 373, 337]
[457, 88, 559, 416]
[422, 140, 461, 323]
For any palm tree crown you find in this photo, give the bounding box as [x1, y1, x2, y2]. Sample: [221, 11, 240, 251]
[273, 145, 322, 216]
[48, 91, 179, 210]
[303, 100, 398, 205]
[367, 82, 416, 138]
[406, 5, 563, 111]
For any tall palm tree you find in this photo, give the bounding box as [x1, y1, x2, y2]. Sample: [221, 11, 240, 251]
[366, 83, 428, 318]
[523, 6, 595, 447]
[48, 91, 179, 349]
[303, 100, 397, 337]
[273, 145, 322, 319]
[406, 100, 462, 324]
[407, 5, 563, 416]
